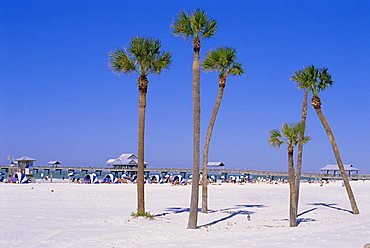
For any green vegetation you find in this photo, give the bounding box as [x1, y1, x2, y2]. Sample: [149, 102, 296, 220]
[131, 211, 155, 220]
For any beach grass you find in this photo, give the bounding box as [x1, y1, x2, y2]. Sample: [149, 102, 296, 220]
[131, 210, 155, 220]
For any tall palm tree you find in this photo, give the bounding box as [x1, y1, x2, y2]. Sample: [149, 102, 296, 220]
[290, 66, 311, 217]
[172, 9, 217, 229]
[201, 47, 244, 213]
[110, 37, 171, 214]
[306, 66, 359, 215]
[269, 122, 310, 227]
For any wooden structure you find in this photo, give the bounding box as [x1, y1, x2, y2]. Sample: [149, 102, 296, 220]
[15, 156, 36, 176]
[320, 164, 359, 177]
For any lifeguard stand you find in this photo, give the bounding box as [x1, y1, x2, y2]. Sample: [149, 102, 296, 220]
[15, 156, 36, 176]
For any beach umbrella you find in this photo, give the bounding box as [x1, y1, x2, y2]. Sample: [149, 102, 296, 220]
[150, 175, 162, 183]
[172, 175, 182, 183]
[84, 173, 99, 184]
[14, 172, 28, 184]
[121, 172, 130, 179]
[131, 175, 137, 183]
[104, 174, 118, 184]
[172, 175, 186, 185]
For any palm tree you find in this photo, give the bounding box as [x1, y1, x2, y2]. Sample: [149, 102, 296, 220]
[110, 37, 171, 214]
[172, 9, 217, 229]
[306, 66, 359, 215]
[201, 47, 244, 213]
[290, 66, 311, 217]
[269, 122, 310, 227]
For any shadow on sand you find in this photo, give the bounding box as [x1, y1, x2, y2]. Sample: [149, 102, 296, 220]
[306, 203, 353, 214]
[155, 204, 266, 228]
[297, 217, 316, 224]
[154, 207, 196, 217]
[155, 204, 266, 217]
[297, 207, 318, 217]
[294, 202, 352, 226]
[198, 210, 255, 228]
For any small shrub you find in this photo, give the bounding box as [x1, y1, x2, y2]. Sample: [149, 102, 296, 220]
[131, 211, 155, 220]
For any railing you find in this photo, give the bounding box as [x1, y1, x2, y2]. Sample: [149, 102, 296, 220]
[1, 164, 369, 180]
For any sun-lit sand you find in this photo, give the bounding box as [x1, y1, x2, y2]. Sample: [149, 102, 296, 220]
[1, 181, 369, 247]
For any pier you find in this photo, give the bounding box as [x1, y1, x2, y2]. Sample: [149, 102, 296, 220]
[1, 165, 368, 180]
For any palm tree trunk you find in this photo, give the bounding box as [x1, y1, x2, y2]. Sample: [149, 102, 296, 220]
[188, 38, 201, 229]
[312, 96, 359, 214]
[294, 90, 308, 216]
[288, 146, 297, 227]
[202, 78, 226, 213]
[137, 79, 147, 214]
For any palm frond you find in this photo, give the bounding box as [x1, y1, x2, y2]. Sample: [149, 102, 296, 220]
[172, 9, 217, 40]
[202, 47, 244, 77]
[152, 51, 172, 74]
[201, 19, 217, 39]
[172, 10, 193, 39]
[109, 49, 136, 74]
[228, 62, 244, 76]
[191, 8, 207, 36]
[302, 135, 311, 144]
[269, 129, 283, 148]
[292, 65, 333, 96]
[318, 67, 334, 92]
[290, 67, 310, 89]
[110, 37, 171, 77]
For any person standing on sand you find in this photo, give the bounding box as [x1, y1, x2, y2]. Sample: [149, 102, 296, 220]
[50, 173, 53, 183]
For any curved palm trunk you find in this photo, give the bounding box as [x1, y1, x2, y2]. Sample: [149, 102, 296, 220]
[288, 146, 297, 227]
[294, 90, 308, 215]
[312, 96, 359, 214]
[202, 77, 226, 213]
[188, 38, 201, 229]
[137, 77, 148, 214]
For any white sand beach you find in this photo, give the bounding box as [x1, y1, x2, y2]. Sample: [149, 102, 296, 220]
[1, 181, 369, 248]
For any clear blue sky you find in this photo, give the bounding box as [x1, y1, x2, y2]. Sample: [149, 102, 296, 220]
[1, 0, 369, 173]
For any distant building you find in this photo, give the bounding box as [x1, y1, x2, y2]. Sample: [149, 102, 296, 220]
[48, 161, 61, 167]
[207, 162, 225, 167]
[320, 164, 359, 177]
[106, 153, 148, 169]
[14, 156, 36, 176]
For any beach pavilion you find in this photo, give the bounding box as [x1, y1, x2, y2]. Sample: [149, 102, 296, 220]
[320, 164, 359, 177]
[207, 162, 225, 167]
[106, 153, 148, 169]
[14, 156, 36, 176]
[48, 161, 61, 167]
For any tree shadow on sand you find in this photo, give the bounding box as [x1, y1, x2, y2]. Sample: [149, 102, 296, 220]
[154, 207, 196, 217]
[198, 210, 255, 228]
[297, 217, 316, 224]
[154, 204, 267, 224]
[306, 203, 353, 214]
[297, 207, 319, 217]
[280, 217, 317, 226]
[200, 204, 266, 228]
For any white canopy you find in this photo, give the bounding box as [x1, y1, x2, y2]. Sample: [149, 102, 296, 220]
[15, 156, 36, 162]
[207, 162, 225, 167]
[321, 164, 359, 171]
